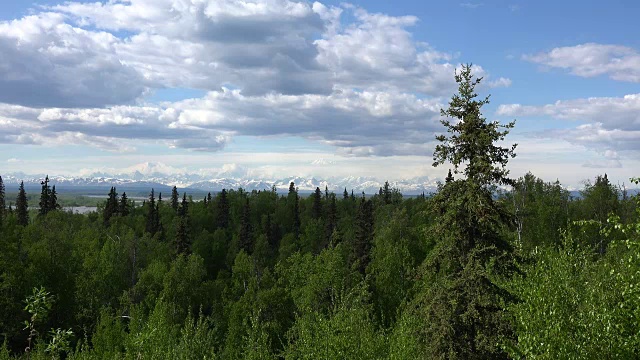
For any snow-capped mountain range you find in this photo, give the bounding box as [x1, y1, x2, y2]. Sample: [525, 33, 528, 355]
[1, 162, 441, 195]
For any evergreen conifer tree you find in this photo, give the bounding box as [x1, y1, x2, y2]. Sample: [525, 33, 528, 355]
[171, 186, 179, 213]
[238, 198, 252, 254]
[145, 189, 158, 235]
[38, 176, 50, 217]
[49, 185, 59, 211]
[445, 169, 454, 183]
[119, 192, 130, 216]
[288, 183, 300, 239]
[179, 193, 188, 217]
[324, 194, 337, 249]
[103, 187, 119, 225]
[414, 64, 518, 358]
[217, 189, 230, 229]
[312, 187, 323, 219]
[16, 181, 28, 226]
[0, 175, 5, 225]
[343, 187, 349, 200]
[383, 181, 391, 204]
[174, 193, 191, 255]
[352, 198, 374, 274]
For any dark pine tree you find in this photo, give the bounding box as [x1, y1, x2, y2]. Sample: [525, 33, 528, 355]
[445, 169, 454, 183]
[352, 198, 374, 274]
[145, 189, 158, 235]
[217, 189, 230, 229]
[16, 181, 28, 226]
[383, 181, 391, 204]
[156, 193, 163, 239]
[38, 175, 51, 217]
[103, 187, 119, 225]
[207, 192, 212, 204]
[0, 175, 5, 225]
[171, 186, 179, 213]
[288, 182, 301, 239]
[264, 213, 280, 250]
[238, 198, 253, 254]
[119, 192, 130, 216]
[312, 187, 323, 220]
[416, 64, 518, 359]
[174, 198, 190, 256]
[179, 193, 188, 217]
[324, 194, 337, 249]
[49, 185, 60, 212]
[324, 185, 329, 200]
[343, 187, 349, 200]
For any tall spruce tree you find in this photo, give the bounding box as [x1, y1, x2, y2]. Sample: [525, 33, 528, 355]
[119, 192, 130, 216]
[49, 185, 59, 212]
[288, 182, 300, 239]
[324, 194, 337, 249]
[217, 189, 230, 229]
[238, 198, 252, 254]
[103, 187, 119, 225]
[145, 189, 158, 235]
[38, 176, 50, 217]
[171, 186, 179, 213]
[175, 193, 191, 255]
[0, 175, 5, 225]
[343, 187, 349, 200]
[383, 181, 391, 204]
[312, 187, 323, 220]
[16, 181, 28, 226]
[352, 198, 374, 274]
[413, 64, 518, 359]
[445, 169, 454, 183]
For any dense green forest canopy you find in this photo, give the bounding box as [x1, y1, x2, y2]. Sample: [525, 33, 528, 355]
[0, 66, 639, 359]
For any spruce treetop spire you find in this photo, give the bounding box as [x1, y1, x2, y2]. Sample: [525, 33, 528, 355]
[433, 64, 517, 186]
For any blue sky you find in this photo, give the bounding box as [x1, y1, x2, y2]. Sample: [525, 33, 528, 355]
[0, 0, 638, 188]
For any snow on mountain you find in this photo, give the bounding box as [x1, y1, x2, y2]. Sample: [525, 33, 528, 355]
[1, 171, 442, 195]
[0, 161, 443, 194]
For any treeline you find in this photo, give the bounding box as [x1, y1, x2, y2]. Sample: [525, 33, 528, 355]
[0, 66, 639, 359]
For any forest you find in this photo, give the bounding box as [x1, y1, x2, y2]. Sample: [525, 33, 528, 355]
[0, 65, 639, 359]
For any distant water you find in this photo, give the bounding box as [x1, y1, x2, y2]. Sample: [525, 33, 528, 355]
[64, 206, 97, 214]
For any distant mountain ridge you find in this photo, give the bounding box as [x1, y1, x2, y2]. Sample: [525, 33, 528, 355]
[0, 172, 441, 195]
[3, 162, 637, 196]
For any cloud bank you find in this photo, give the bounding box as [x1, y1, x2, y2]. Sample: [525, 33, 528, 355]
[0, 0, 510, 155]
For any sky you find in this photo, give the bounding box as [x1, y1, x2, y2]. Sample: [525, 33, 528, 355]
[0, 0, 639, 188]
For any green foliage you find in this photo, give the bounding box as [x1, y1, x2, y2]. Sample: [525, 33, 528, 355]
[45, 328, 73, 359]
[23, 286, 53, 354]
[368, 209, 418, 327]
[504, 172, 570, 250]
[284, 281, 387, 360]
[508, 177, 640, 358]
